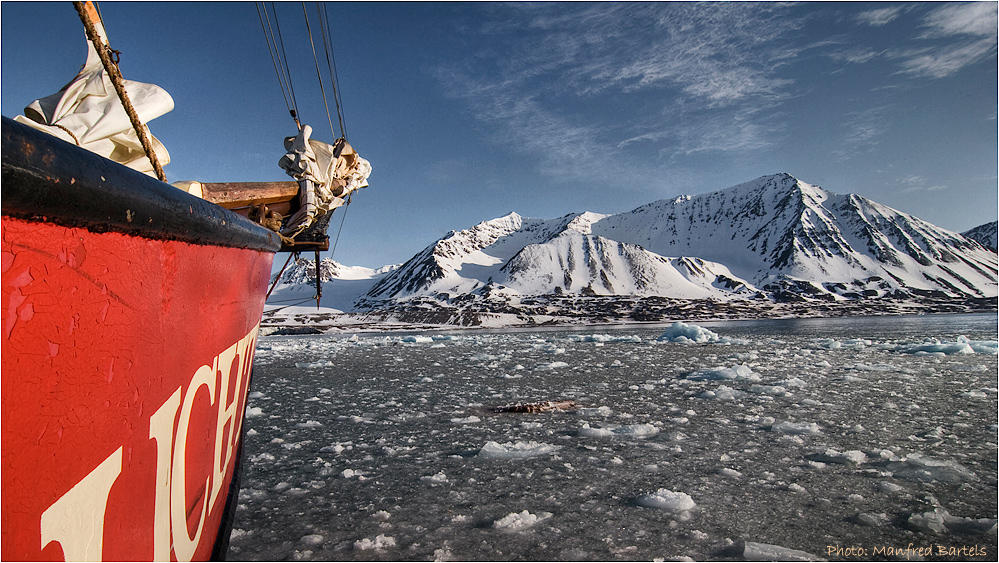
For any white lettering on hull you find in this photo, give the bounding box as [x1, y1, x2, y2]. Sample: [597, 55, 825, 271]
[38, 323, 259, 561]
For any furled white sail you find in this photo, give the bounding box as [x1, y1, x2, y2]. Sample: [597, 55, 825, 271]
[278, 124, 371, 237]
[13, 19, 173, 176]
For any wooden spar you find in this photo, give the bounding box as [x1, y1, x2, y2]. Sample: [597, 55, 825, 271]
[198, 181, 299, 209]
[72, 1, 168, 183]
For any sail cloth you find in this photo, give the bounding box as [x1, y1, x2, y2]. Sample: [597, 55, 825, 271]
[13, 20, 173, 176]
[278, 124, 371, 238]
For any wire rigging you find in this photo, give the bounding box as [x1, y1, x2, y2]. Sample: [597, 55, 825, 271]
[301, 2, 337, 141]
[256, 2, 301, 124]
[317, 2, 347, 140]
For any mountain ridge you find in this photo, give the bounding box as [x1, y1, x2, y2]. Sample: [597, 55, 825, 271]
[267, 173, 997, 327]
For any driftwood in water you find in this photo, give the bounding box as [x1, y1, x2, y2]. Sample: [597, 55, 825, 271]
[494, 400, 577, 413]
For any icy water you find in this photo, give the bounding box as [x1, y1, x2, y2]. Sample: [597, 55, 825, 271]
[228, 314, 998, 562]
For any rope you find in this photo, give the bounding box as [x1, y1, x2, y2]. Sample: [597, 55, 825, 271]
[317, 1, 347, 139]
[301, 2, 337, 140]
[328, 195, 351, 258]
[265, 252, 295, 300]
[257, 2, 301, 125]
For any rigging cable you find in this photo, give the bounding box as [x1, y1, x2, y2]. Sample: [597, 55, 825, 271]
[256, 2, 301, 125]
[317, 1, 347, 140]
[301, 2, 338, 140]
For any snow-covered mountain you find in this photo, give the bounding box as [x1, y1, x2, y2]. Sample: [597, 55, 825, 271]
[266, 173, 997, 325]
[360, 210, 758, 302]
[963, 221, 998, 252]
[590, 174, 997, 299]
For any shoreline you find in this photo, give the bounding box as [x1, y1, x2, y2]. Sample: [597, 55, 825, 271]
[260, 296, 997, 335]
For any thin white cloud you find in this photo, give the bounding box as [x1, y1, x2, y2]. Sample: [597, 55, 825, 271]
[836, 3, 997, 79]
[897, 39, 998, 78]
[437, 3, 805, 187]
[920, 2, 998, 38]
[855, 5, 907, 27]
[833, 106, 891, 162]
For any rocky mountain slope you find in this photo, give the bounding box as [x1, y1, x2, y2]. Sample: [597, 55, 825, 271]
[266, 174, 997, 328]
[963, 221, 998, 252]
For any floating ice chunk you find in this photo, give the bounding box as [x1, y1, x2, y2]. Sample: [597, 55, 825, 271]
[295, 359, 335, 368]
[885, 454, 977, 484]
[742, 541, 824, 561]
[959, 388, 995, 399]
[578, 423, 658, 437]
[657, 322, 719, 344]
[578, 424, 615, 437]
[421, 471, 449, 484]
[698, 385, 746, 401]
[249, 452, 275, 464]
[451, 416, 481, 424]
[776, 377, 808, 388]
[616, 424, 658, 436]
[342, 468, 366, 479]
[853, 512, 890, 527]
[749, 384, 787, 396]
[300, 534, 324, 545]
[771, 421, 822, 435]
[901, 336, 976, 355]
[718, 468, 743, 478]
[907, 508, 996, 535]
[686, 364, 760, 381]
[245, 406, 265, 418]
[636, 489, 696, 518]
[809, 449, 866, 465]
[296, 420, 322, 428]
[401, 335, 434, 343]
[537, 361, 569, 370]
[874, 481, 904, 493]
[354, 534, 397, 550]
[492, 510, 553, 531]
[578, 406, 613, 417]
[812, 338, 870, 350]
[476, 441, 561, 459]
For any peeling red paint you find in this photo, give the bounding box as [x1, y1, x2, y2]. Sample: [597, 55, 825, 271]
[2, 215, 274, 561]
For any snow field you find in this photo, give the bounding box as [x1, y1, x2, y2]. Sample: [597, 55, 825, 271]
[231, 315, 998, 561]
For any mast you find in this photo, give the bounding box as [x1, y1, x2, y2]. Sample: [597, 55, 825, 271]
[72, 1, 168, 182]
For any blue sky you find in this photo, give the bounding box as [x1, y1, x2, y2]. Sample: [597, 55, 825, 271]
[3, 2, 996, 268]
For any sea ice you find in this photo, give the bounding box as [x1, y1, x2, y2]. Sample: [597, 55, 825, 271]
[476, 441, 561, 459]
[809, 449, 866, 465]
[884, 454, 978, 484]
[492, 510, 553, 531]
[685, 364, 760, 381]
[451, 416, 481, 424]
[771, 421, 822, 435]
[697, 385, 746, 401]
[421, 471, 449, 484]
[636, 489, 696, 519]
[657, 322, 719, 343]
[401, 335, 434, 344]
[578, 423, 659, 437]
[354, 534, 396, 550]
[908, 508, 997, 535]
[741, 541, 824, 561]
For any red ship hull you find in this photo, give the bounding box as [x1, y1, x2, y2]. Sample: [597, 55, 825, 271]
[1, 117, 281, 560]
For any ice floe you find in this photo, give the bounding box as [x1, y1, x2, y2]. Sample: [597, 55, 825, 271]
[476, 441, 561, 459]
[492, 510, 553, 531]
[636, 489, 696, 519]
